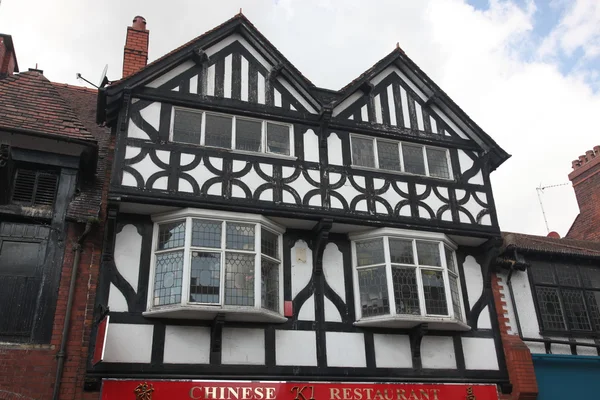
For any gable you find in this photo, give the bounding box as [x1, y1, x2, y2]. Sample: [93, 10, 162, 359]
[333, 65, 471, 141]
[144, 34, 318, 114]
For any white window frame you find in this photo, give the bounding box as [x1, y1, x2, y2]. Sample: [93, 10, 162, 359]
[145, 208, 286, 322]
[170, 107, 295, 159]
[349, 134, 453, 180]
[349, 228, 468, 330]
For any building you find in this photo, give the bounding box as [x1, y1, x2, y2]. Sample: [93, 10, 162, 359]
[91, 14, 512, 400]
[493, 146, 600, 400]
[0, 35, 111, 399]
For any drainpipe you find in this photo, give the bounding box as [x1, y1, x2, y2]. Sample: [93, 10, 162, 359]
[52, 221, 93, 400]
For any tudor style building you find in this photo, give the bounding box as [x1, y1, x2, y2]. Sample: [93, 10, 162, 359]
[92, 14, 511, 399]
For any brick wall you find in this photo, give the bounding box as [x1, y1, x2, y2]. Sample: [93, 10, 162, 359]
[122, 18, 148, 79]
[567, 146, 600, 241]
[492, 273, 538, 400]
[0, 36, 17, 77]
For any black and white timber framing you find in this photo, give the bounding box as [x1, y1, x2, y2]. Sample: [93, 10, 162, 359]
[90, 13, 511, 393]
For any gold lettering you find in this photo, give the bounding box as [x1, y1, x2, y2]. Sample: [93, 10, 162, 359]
[255, 388, 264, 400]
[430, 389, 440, 400]
[396, 389, 407, 400]
[419, 390, 429, 400]
[266, 388, 276, 400]
[190, 387, 203, 400]
[227, 388, 240, 400]
[408, 391, 419, 400]
[383, 389, 392, 400]
[205, 387, 218, 400]
[354, 389, 363, 400]
[291, 386, 314, 400]
[373, 390, 384, 400]
[364, 388, 374, 400]
[343, 388, 352, 400]
[241, 388, 251, 400]
[330, 388, 341, 400]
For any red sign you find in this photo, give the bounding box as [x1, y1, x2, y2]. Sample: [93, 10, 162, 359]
[92, 315, 109, 366]
[101, 380, 498, 400]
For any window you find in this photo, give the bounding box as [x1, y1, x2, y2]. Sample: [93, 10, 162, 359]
[148, 209, 285, 322]
[350, 134, 452, 179]
[350, 228, 465, 329]
[171, 108, 294, 157]
[10, 168, 58, 207]
[530, 262, 600, 334]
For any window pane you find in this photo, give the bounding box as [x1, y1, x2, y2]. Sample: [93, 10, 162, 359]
[236, 118, 262, 152]
[226, 223, 255, 251]
[416, 241, 441, 266]
[261, 258, 279, 312]
[358, 266, 389, 317]
[191, 219, 221, 248]
[173, 109, 202, 144]
[449, 275, 462, 320]
[205, 114, 232, 148]
[422, 270, 448, 315]
[266, 123, 290, 155]
[157, 221, 186, 250]
[556, 265, 581, 287]
[225, 253, 255, 306]
[189, 252, 221, 304]
[351, 137, 375, 168]
[355, 239, 385, 266]
[581, 267, 600, 289]
[530, 264, 556, 284]
[426, 148, 450, 179]
[0, 241, 40, 276]
[154, 251, 184, 306]
[402, 144, 426, 175]
[392, 267, 420, 315]
[586, 291, 600, 331]
[389, 238, 414, 264]
[444, 245, 456, 274]
[562, 289, 591, 330]
[377, 141, 401, 171]
[261, 229, 279, 260]
[536, 287, 566, 331]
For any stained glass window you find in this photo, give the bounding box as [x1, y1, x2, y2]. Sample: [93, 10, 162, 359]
[267, 123, 290, 155]
[351, 137, 375, 168]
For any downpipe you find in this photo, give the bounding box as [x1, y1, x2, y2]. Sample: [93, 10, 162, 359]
[52, 221, 93, 400]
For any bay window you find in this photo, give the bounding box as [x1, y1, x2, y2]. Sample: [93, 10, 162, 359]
[350, 229, 467, 330]
[147, 209, 285, 322]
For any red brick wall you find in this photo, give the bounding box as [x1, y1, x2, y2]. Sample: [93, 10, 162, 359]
[122, 26, 148, 78]
[0, 37, 17, 76]
[567, 146, 600, 242]
[492, 273, 538, 400]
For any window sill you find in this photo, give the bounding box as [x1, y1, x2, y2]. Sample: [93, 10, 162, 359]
[354, 315, 470, 331]
[143, 305, 288, 323]
[350, 165, 454, 182]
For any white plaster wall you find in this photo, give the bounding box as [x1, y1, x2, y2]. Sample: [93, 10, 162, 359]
[221, 328, 265, 365]
[462, 337, 499, 370]
[108, 283, 128, 312]
[103, 323, 154, 363]
[327, 133, 343, 166]
[139, 102, 161, 132]
[420, 336, 456, 369]
[114, 224, 142, 292]
[298, 294, 315, 321]
[127, 119, 151, 140]
[276, 330, 317, 366]
[147, 61, 195, 88]
[291, 240, 313, 300]
[326, 332, 366, 367]
[324, 297, 342, 322]
[323, 243, 345, 303]
[373, 334, 412, 368]
[163, 326, 211, 364]
[303, 129, 319, 163]
[463, 255, 483, 314]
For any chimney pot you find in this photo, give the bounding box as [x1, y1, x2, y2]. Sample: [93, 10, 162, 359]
[132, 16, 147, 31]
[572, 160, 580, 169]
[586, 150, 594, 160]
[547, 231, 560, 239]
[567, 144, 600, 241]
[579, 155, 586, 164]
[594, 145, 600, 155]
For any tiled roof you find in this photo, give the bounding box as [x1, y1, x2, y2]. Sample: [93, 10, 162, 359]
[0, 71, 95, 141]
[501, 232, 600, 259]
[52, 83, 111, 221]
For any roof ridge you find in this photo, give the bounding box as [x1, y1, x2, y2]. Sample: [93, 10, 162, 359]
[52, 81, 98, 93]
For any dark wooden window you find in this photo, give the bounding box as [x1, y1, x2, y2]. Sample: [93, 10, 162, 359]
[530, 262, 600, 334]
[0, 222, 50, 341]
[10, 168, 58, 207]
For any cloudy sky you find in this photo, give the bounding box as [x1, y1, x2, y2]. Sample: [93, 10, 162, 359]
[1, 0, 598, 236]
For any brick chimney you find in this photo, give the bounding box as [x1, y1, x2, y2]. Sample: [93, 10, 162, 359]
[0, 34, 19, 79]
[567, 145, 600, 241]
[122, 16, 149, 78]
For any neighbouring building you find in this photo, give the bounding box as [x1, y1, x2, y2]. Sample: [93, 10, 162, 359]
[0, 35, 112, 399]
[91, 14, 513, 400]
[493, 145, 600, 400]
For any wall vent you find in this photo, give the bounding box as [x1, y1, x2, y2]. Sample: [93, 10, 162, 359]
[11, 169, 58, 207]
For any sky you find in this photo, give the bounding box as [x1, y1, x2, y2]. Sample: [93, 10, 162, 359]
[0, 0, 598, 237]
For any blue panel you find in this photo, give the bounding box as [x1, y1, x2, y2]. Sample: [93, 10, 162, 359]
[533, 354, 600, 399]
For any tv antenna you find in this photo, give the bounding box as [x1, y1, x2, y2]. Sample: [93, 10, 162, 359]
[536, 182, 571, 233]
[76, 64, 110, 88]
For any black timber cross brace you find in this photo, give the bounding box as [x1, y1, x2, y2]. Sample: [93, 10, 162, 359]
[210, 313, 226, 358]
[311, 218, 333, 275]
[468, 237, 503, 329]
[409, 323, 428, 361]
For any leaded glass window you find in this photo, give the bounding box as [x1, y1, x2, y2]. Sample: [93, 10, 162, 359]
[352, 235, 463, 321]
[531, 262, 600, 334]
[152, 214, 283, 314]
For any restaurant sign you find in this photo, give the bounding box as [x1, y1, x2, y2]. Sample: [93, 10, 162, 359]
[101, 380, 498, 400]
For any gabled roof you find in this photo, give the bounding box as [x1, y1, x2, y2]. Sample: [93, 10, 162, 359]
[0, 70, 95, 142]
[501, 232, 600, 259]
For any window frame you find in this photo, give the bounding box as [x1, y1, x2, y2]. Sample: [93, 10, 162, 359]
[169, 107, 295, 158]
[529, 261, 600, 337]
[349, 133, 453, 180]
[146, 208, 286, 322]
[349, 228, 467, 329]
